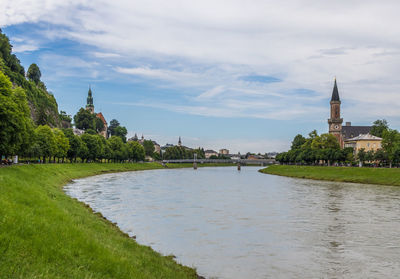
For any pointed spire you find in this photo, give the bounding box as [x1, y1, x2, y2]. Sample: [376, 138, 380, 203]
[178, 136, 182, 146]
[86, 85, 94, 113]
[331, 77, 340, 102]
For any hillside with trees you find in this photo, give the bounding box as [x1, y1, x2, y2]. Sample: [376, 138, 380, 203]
[0, 29, 60, 127]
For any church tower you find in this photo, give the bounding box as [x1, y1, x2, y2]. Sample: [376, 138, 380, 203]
[328, 78, 343, 146]
[86, 86, 94, 114]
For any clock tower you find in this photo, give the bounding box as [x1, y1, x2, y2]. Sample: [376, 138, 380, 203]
[328, 78, 343, 146]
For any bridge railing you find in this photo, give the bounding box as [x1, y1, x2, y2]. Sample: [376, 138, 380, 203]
[162, 159, 275, 165]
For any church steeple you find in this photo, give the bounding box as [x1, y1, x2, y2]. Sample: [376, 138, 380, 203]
[178, 137, 182, 147]
[328, 78, 343, 147]
[331, 78, 340, 101]
[86, 86, 94, 113]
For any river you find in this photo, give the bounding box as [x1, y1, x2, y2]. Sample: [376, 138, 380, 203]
[64, 166, 400, 278]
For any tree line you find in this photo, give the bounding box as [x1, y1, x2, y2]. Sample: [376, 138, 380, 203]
[276, 120, 400, 167]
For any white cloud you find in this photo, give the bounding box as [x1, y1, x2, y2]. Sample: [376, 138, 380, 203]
[92, 52, 121, 58]
[114, 66, 197, 81]
[3, 0, 400, 150]
[196, 86, 225, 100]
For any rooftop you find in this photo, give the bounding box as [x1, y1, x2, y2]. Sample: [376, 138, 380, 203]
[345, 133, 382, 142]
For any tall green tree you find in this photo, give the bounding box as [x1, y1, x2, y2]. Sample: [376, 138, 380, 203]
[143, 140, 155, 157]
[107, 136, 124, 162]
[34, 125, 57, 163]
[108, 119, 120, 136]
[126, 141, 145, 162]
[381, 129, 400, 168]
[113, 126, 127, 142]
[74, 108, 96, 131]
[63, 128, 82, 162]
[27, 63, 41, 84]
[81, 133, 101, 162]
[53, 128, 70, 162]
[0, 71, 33, 157]
[357, 148, 367, 167]
[291, 134, 306, 150]
[370, 119, 389, 138]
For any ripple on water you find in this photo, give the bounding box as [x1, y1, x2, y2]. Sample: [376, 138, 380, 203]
[65, 167, 400, 279]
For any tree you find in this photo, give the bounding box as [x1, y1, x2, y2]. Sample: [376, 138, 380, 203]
[143, 140, 155, 157]
[0, 72, 33, 157]
[74, 108, 96, 131]
[113, 126, 127, 142]
[357, 148, 367, 167]
[34, 125, 57, 163]
[59, 111, 72, 128]
[107, 136, 124, 162]
[108, 119, 120, 136]
[53, 128, 69, 162]
[381, 129, 400, 168]
[365, 150, 375, 164]
[370, 119, 389, 138]
[374, 149, 388, 166]
[63, 128, 82, 162]
[291, 134, 306, 150]
[311, 133, 340, 150]
[126, 141, 145, 162]
[95, 117, 105, 133]
[81, 133, 101, 162]
[27, 63, 41, 84]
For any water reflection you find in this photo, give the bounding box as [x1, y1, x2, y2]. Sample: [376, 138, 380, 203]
[65, 167, 400, 278]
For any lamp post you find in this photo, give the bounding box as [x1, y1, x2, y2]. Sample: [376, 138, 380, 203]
[193, 153, 198, 170]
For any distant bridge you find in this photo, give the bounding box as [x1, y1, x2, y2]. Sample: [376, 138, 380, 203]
[162, 159, 275, 166]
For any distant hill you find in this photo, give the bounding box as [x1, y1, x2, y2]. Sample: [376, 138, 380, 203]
[0, 29, 61, 127]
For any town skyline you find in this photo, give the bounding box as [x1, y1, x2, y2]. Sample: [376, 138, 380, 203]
[3, 1, 400, 153]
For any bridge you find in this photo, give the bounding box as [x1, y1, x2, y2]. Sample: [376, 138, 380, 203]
[162, 158, 275, 166]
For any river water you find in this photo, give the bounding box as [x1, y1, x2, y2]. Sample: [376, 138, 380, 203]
[65, 167, 400, 278]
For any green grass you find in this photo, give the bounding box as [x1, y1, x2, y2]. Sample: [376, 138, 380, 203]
[260, 165, 400, 186]
[0, 163, 200, 279]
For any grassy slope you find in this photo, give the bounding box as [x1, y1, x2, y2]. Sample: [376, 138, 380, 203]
[0, 163, 199, 279]
[260, 165, 400, 186]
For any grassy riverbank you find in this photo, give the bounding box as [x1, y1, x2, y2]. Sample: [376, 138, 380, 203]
[260, 165, 400, 186]
[0, 163, 201, 279]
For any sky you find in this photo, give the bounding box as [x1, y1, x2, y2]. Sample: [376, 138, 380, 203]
[2, 0, 400, 153]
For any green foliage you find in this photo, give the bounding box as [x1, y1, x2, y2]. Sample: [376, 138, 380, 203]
[163, 146, 205, 160]
[27, 63, 41, 84]
[59, 110, 72, 128]
[291, 134, 306, 149]
[53, 128, 70, 160]
[143, 140, 155, 157]
[127, 141, 145, 161]
[63, 128, 82, 162]
[0, 71, 33, 156]
[34, 125, 57, 162]
[381, 129, 400, 167]
[114, 126, 127, 142]
[74, 108, 96, 130]
[108, 119, 120, 135]
[370, 119, 389, 138]
[276, 131, 342, 165]
[0, 30, 60, 127]
[81, 133, 102, 161]
[108, 119, 127, 142]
